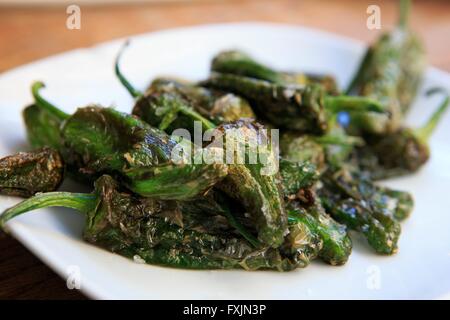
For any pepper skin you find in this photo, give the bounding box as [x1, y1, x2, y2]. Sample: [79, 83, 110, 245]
[0, 175, 320, 271]
[203, 72, 383, 134]
[346, 0, 425, 134]
[211, 50, 339, 95]
[26, 82, 228, 200]
[0, 148, 64, 197]
[355, 88, 449, 180]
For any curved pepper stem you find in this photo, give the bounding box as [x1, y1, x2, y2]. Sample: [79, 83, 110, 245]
[0, 192, 97, 230]
[415, 87, 450, 143]
[324, 95, 384, 114]
[114, 40, 143, 99]
[31, 81, 70, 120]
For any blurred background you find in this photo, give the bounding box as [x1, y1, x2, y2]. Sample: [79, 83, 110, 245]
[0, 0, 449, 299]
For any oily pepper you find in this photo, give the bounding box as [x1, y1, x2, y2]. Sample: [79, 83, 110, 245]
[318, 168, 412, 254]
[0, 175, 321, 271]
[25, 82, 228, 200]
[355, 88, 449, 179]
[115, 42, 255, 132]
[211, 50, 340, 95]
[0, 147, 64, 197]
[346, 0, 426, 135]
[202, 72, 384, 134]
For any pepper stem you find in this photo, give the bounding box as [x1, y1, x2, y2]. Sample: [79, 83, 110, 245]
[31, 81, 69, 120]
[324, 95, 384, 114]
[114, 40, 143, 99]
[415, 87, 450, 142]
[0, 192, 97, 230]
[399, 0, 411, 29]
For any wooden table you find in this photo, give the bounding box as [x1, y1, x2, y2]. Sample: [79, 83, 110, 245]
[0, 0, 449, 299]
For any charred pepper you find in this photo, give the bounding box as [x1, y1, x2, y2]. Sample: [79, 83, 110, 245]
[318, 168, 410, 254]
[0, 148, 64, 197]
[355, 88, 449, 179]
[115, 43, 254, 131]
[203, 72, 384, 134]
[211, 50, 339, 95]
[25, 82, 228, 200]
[346, 0, 426, 134]
[0, 175, 320, 271]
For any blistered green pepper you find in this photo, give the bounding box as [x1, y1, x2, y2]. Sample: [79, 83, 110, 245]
[346, 0, 425, 134]
[115, 43, 255, 131]
[214, 120, 288, 248]
[279, 159, 319, 198]
[26, 82, 227, 200]
[211, 50, 339, 95]
[147, 77, 256, 124]
[280, 126, 363, 173]
[319, 168, 410, 254]
[356, 88, 449, 180]
[279, 161, 352, 265]
[0, 175, 320, 271]
[116, 60, 290, 248]
[203, 72, 384, 134]
[288, 201, 352, 266]
[0, 148, 64, 197]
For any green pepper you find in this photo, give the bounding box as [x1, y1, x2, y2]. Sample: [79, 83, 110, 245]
[288, 201, 352, 266]
[26, 82, 228, 200]
[279, 159, 319, 198]
[0, 148, 64, 197]
[279, 160, 352, 265]
[211, 50, 339, 95]
[214, 120, 288, 248]
[346, 0, 425, 134]
[203, 72, 384, 134]
[280, 124, 363, 173]
[319, 168, 407, 254]
[23, 104, 63, 150]
[0, 175, 318, 271]
[116, 59, 290, 248]
[355, 88, 449, 180]
[148, 77, 256, 124]
[115, 42, 254, 130]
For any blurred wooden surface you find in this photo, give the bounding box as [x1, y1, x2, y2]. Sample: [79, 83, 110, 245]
[0, 0, 449, 300]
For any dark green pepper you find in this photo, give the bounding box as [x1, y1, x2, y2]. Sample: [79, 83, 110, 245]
[147, 77, 256, 124]
[0, 147, 64, 197]
[279, 160, 352, 265]
[116, 59, 290, 248]
[355, 88, 449, 180]
[279, 158, 319, 198]
[211, 50, 339, 95]
[280, 124, 363, 173]
[115, 42, 254, 131]
[26, 82, 228, 200]
[214, 120, 288, 248]
[346, 0, 425, 134]
[288, 201, 352, 266]
[203, 72, 384, 134]
[319, 168, 408, 254]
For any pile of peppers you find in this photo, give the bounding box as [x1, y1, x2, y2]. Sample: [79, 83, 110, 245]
[1, 0, 449, 270]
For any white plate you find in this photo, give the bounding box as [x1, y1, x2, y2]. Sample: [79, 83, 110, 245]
[1, 23, 450, 300]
